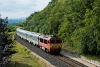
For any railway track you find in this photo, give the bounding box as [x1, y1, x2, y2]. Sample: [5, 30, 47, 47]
[53, 54, 88, 67]
[15, 34, 88, 67]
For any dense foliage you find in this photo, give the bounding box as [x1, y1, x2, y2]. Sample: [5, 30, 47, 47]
[19, 0, 100, 55]
[0, 18, 17, 67]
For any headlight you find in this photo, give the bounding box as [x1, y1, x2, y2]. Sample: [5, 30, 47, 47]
[59, 46, 62, 47]
[50, 46, 52, 48]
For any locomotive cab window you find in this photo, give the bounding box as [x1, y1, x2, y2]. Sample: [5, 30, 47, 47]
[40, 38, 43, 42]
[44, 39, 47, 44]
[48, 41, 50, 43]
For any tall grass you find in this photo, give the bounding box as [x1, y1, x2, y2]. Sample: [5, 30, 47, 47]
[10, 41, 42, 67]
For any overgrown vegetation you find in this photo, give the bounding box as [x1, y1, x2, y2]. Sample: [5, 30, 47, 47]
[10, 41, 42, 67]
[18, 0, 100, 56]
[4, 22, 42, 66]
[0, 18, 17, 67]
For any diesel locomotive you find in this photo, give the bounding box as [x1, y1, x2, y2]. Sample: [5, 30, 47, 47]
[16, 28, 62, 54]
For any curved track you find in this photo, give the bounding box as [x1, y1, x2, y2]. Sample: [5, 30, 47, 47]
[15, 34, 88, 67]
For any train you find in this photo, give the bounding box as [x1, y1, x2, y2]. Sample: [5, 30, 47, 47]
[16, 28, 62, 54]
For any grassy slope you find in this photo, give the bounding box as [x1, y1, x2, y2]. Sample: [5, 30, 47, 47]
[10, 41, 42, 67]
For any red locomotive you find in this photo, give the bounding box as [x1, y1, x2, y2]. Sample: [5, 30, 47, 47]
[39, 35, 62, 54]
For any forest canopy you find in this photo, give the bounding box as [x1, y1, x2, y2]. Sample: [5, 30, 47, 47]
[19, 0, 100, 55]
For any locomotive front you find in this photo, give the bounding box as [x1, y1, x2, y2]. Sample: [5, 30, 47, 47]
[50, 37, 62, 54]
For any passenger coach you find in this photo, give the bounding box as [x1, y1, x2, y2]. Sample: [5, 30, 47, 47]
[26, 32, 40, 46]
[16, 28, 29, 40]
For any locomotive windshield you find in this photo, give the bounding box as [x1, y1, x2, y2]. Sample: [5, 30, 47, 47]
[50, 39, 62, 43]
[56, 40, 62, 43]
[50, 40, 55, 43]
